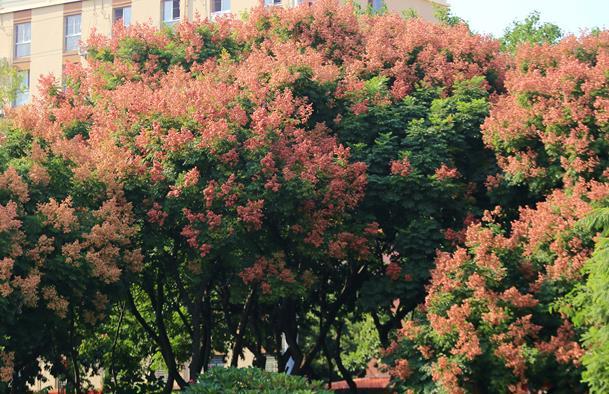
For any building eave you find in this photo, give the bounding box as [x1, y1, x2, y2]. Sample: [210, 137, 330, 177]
[428, 0, 449, 7]
[0, 0, 81, 15]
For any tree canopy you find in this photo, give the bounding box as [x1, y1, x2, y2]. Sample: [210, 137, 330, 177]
[385, 23, 609, 394]
[501, 11, 563, 53]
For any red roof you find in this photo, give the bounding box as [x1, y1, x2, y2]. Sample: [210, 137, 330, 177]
[329, 358, 391, 392]
[329, 376, 390, 390]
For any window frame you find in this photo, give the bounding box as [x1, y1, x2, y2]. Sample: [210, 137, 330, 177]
[211, 0, 230, 15]
[64, 14, 82, 52]
[14, 69, 30, 107]
[113, 6, 132, 27]
[14, 22, 32, 59]
[162, 0, 180, 26]
[207, 355, 226, 369]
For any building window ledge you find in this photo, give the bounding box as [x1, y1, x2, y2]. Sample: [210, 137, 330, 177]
[211, 10, 230, 20]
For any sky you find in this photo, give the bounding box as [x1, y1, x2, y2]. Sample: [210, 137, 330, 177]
[446, 0, 609, 37]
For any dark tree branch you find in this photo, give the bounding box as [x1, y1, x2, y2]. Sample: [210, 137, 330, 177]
[127, 288, 159, 343]
[174, 300, 193, 337]
[299, 263, 367, 373]
[199, 294, 213, 374]
[152, 272, 188, 389]
[332, 323, 356, 393]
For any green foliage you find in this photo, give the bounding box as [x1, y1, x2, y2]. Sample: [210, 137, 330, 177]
[340, 76, 496, 317]
[569, 207, 609, 393]
[433, 5, 466, 27]
[501, 11, 563, 53]
[78, 302, 165, 394]
[0, 59, 21, 110]
[340, 314, 381, 373]
[401, 8, 418, 20]
[184, 368, 331, 393]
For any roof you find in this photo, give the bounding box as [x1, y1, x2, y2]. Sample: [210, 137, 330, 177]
[329, 358, 392, 391]
[0, 0, 80, 14]
[329, 376, 391, 391]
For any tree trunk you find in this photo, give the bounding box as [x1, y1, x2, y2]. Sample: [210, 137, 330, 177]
[332, 324, 356, 393]
[188, 294, 203, 382]
[110, 301, 126, 389]
[127, 286, 187, 389]
[230, 289, 257, 367]
[162, 370, 175, 394]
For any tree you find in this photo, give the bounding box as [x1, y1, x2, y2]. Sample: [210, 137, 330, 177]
[501, 11, 562, 53]
[0, 117, 143, 392]
[383, 184, 597, 393]
[484, 31, 609, 195]
[0, 60, 21, 111]
[433, 5, 466, 27]
[385, 27, 609, 394]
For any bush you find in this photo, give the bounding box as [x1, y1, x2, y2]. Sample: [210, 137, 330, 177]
[183, 368, 331, 393]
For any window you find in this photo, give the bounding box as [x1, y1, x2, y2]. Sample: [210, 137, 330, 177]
[114, 6, 132, 27]
[15, 22, 31, 58]
[14, 70, 30, 107]
[211, 0, 230, 14]
[264, 355, 278, 372]
[162, 0, 180, 26]
[208, 355, 225, 369]
[55, 378, 67, 390]
[265, 0, 282, 6]
[64, 14, 81, 52]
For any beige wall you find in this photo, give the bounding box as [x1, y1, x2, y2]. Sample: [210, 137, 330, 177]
[30, 4, 64, 97]
[29, 362, 104, 392]
[82, 0, 114, 40]
[0, 13, 13, 61]
[132, 0, 161, 25]
[386, 0, 443, 20]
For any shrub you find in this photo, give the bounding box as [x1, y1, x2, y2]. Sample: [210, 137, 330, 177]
[183, 368, 331, 393]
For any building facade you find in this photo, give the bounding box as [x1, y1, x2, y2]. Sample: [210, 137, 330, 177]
[0, 0, 446, 107]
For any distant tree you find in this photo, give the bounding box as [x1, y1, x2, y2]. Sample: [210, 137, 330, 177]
[78, 300, 165, 394]
[401, 8, 418, 20]
[433, 5, 466, 27]
[501, 11, 562, 52]
[0, 60, 21, 111]
[340, 314, 380, 374]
